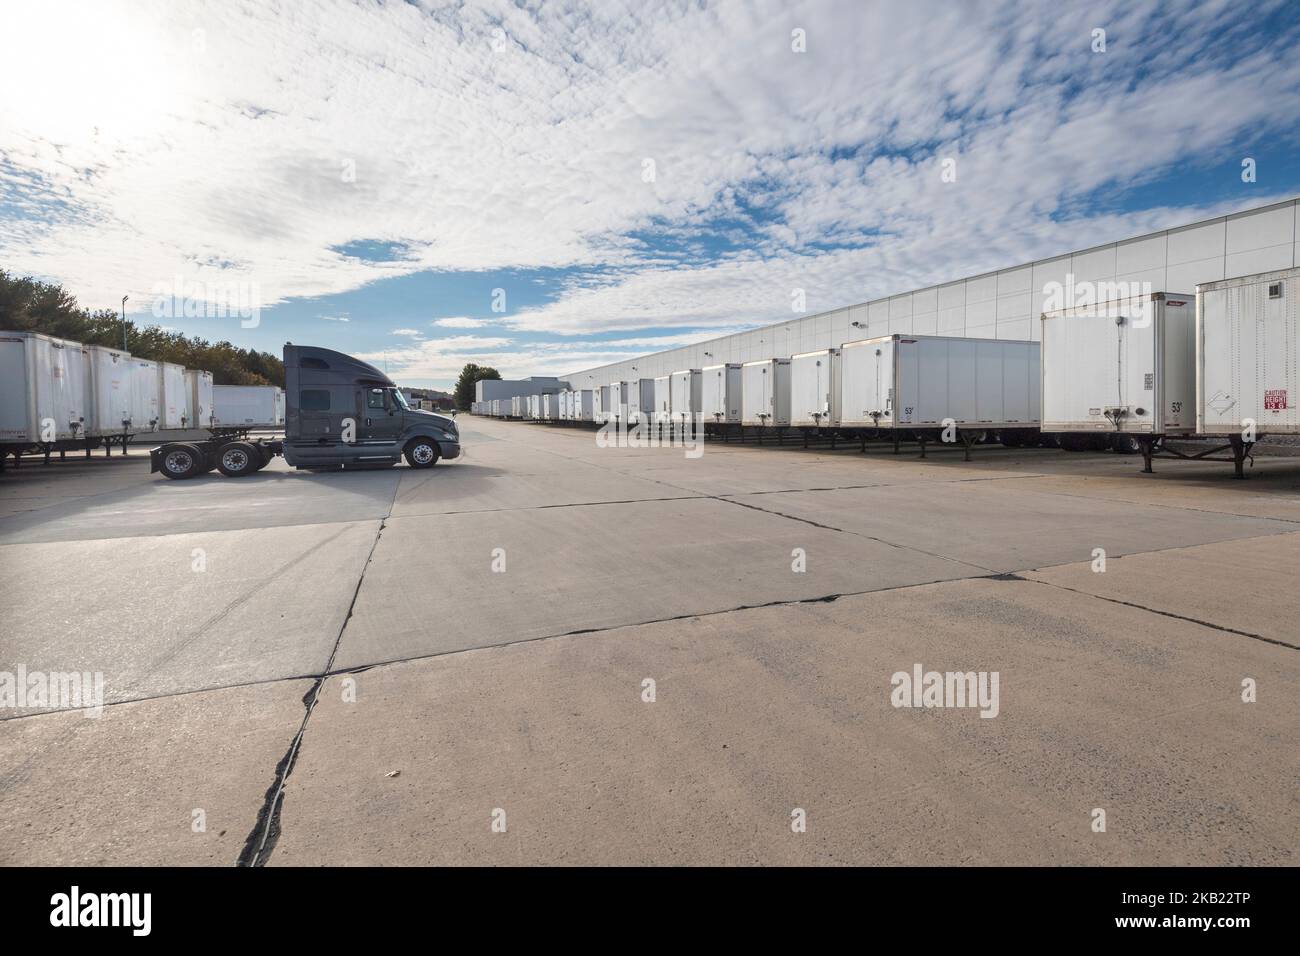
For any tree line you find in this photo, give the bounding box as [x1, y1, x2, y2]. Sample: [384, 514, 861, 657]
[0, 270, 285, 387]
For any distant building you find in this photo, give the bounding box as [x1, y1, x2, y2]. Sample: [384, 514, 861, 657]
[475, 376, 567, 403]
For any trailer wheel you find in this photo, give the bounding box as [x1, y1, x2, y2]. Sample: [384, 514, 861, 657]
[1112, 434, 1141, 455]
[216, 441, 260, 477]
[403, 437, 440, 469]
[158, 443, 205, 480]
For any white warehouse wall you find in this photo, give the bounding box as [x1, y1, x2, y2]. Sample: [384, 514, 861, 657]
[562, 198, 1299, 389]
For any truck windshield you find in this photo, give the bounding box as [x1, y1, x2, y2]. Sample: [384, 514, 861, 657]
[390, 389, 410, 410]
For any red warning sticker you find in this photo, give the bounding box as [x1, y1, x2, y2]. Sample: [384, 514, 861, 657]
[1264, 389, 1288, 410]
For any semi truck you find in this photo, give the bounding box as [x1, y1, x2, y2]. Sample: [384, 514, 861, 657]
[150, 344, 461, 479]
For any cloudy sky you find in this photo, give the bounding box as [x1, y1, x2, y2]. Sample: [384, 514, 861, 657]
[2, 0, 1299, 388]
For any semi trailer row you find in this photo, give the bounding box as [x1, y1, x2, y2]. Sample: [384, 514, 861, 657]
[150, 345, 460, 479]
[478, 267, 1300, 475]
[0, 330, 291, 446]
[483, 334, 1039, 455]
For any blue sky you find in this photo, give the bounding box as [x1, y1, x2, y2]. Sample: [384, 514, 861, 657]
[2, 0, 1300, 387]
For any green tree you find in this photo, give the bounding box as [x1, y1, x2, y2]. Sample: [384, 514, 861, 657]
[0, 270, 284, 386]
[454, 363, 501, 410]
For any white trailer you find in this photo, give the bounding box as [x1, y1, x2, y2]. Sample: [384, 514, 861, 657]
[701, 363, 743, 424]
[1041, 293, 1195, 449]
[1189, 267, 1300, 478]
[574, 389, 595, 422]
[741, 359, 792, 427]
[790, 348, 840, 428]
[213, 385, 283, 428]
[838, 334, 1039, 456]
[630, 379, 655, 426]
[0, 332, 91, 444]
[668, 369, 702, 427]
[1199, 268, 1300, 436]
[128, 358, 162, 433]
[85, 344, 134, 437]
[184, 368, 215, 429]
[653, 375, 672, 425]
[158, 361, 188, 430]
[605, 382, 625, 424]
[597, 384, 612, 423]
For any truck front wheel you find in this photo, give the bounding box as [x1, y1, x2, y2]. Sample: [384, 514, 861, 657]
[216, 441, 261, 477]
[404, 437, 440, 469]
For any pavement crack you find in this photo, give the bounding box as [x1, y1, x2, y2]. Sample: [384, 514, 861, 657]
[1019, 577, 1300, 651]
[237, 513, 391, 867]
[714, 494, 998, 575]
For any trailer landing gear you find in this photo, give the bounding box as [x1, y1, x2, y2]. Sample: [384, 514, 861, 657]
[1135, 434, 1256, 478]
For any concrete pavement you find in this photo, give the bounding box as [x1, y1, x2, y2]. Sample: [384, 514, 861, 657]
[1, 417, 1297, 865]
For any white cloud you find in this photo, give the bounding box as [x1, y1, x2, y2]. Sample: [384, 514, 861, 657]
[358, 341, 632, 386]
[432, 317, 490, 329]
[390, 328, 423, 337]
[1, 0, 1297, 372]
[319, 314, 350, 322]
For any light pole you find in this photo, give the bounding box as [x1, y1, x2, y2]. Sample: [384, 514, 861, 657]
[121, 295, 129, 351]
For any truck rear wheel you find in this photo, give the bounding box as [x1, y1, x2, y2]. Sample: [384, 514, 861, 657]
[158, 443, 205, 480]
[216, 441, 260, 477]
[404, 437, 440, 469]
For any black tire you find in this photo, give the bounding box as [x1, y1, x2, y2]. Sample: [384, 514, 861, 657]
[403, 436, 440, 469]
[999, 430, 1023, 448]
[1112, 434, 1141, 455]
[216, 441, 260, 477]
[158, 442, 205, 480]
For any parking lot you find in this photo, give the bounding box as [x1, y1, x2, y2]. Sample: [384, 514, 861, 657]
[2, 418, 1297, 865]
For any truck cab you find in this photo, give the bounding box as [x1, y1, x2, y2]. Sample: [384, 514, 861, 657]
[151, 343, 459, 479]
[282, 344, 460, 468]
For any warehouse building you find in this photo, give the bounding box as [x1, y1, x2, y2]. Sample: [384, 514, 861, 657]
[562, 197, 1300, 387]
